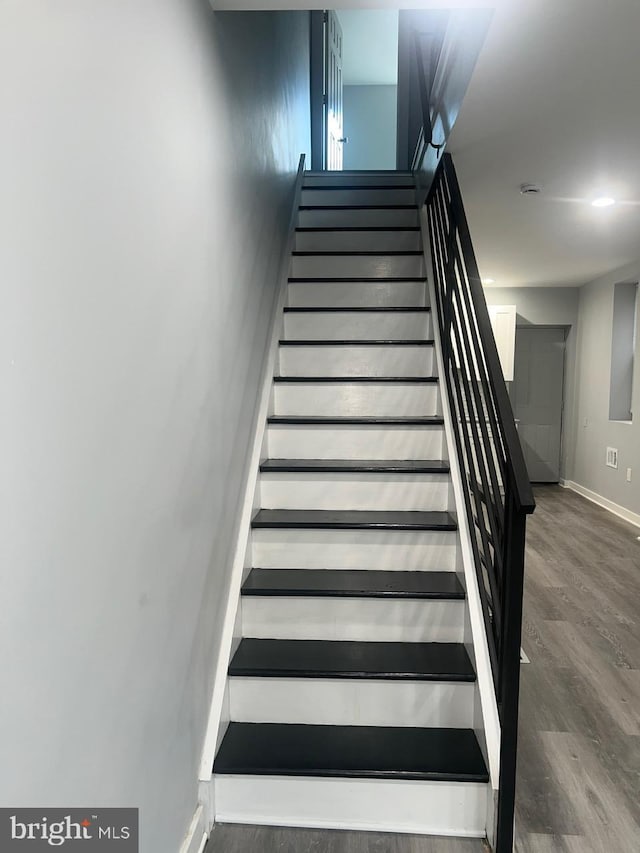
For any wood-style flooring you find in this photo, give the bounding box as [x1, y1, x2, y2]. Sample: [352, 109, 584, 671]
[515, 486, 640, 852]
[207, 486, 640, 852]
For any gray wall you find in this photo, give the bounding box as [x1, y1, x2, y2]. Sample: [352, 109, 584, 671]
[485, 277, 640, 516]
[0, 4, 310, 852]
[484, 287, 580, 328]
[484, 287, 580, 480]
[568, 262, 640, 514]
[343, 85, 397, 170]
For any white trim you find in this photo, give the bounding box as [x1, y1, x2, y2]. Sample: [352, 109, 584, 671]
[179, 805, 208, 853]
[197, 155, 307, 785]
[560, 480, 640, 529]
[419, 207, 500, 839]
[197, 779, 215, 838]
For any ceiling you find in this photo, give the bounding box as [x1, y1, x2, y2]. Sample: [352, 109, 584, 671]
[448, 0, 640, 288]
[336, 10, 399, 86]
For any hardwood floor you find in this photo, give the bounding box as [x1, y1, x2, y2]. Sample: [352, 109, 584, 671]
[207, 486, 640, 852]
[515, 485, 640, 852]
[206, 824, 487, 852]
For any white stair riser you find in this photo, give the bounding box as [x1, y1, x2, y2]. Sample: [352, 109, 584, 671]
[267, 424, 445, 460]
[303, 173, 415, 187]
[290, 254, 425, 280]
[273, 383, 439, 417]
[301, 188, 416, 207]
[295, 230, 422, 252]
[242, 597, 464, 642]
[279, 345, 434, 378]
[259, 473, 452, 512]
[288, 280, 427, 308]
[251, 528, 458, 571]
[213, 775, 488, 837]
[298, 208, 419, 228]
[284, 311, 431, 340]
[229, 678, 474, 728]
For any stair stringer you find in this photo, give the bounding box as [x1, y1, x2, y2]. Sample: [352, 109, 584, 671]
[196, 155, 307, 824]
[420, 205, 501, 847]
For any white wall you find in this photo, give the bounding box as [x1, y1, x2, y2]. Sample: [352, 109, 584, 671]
[484, 287, 579, 479]
[337, 10, 399, 86]
[343, 85, 398, 170]
[568, 262, 640, 516]
[0, 4, 310, 853]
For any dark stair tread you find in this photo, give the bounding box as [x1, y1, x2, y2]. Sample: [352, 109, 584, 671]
[279, 339, 434, 346]
[273, 376, 438, 383]
[298, 205, 419, 211]
[288, 277, 427, 283]
[283, 306, 430, 312]
[251, 509, 457, 531]
[260, 459, 450, 473]
[304, 170, 413, 175]
[295, 227, 421, 233]
[213, 723, 489, 782]
[292, 251, 423, 257]
[242, 568, 465, 599]
[301, 185, 416, 191]
[229, 639, 475, 681]
[267, 415, 444, 425]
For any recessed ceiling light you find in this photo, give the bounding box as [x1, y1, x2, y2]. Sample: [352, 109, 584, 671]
[520, 183, 542, 195]
[483, 278, 496, 284]
[592, 196, 616, 207]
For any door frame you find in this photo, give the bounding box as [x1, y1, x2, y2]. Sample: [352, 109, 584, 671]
[310, 11, 325, 170]
[310, 10, 345, 171]
[324, 9, 345, 170]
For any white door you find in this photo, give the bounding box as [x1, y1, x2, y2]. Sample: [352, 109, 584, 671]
[325, 11, 345, 170]
[510, 327, 565, 483]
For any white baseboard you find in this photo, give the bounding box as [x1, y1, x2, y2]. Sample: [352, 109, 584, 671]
[179, 805, 208, 853]
[561, 480, 640, 529]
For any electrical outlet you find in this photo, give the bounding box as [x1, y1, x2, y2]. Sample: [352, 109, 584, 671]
[627, 468, 632, 482]
[606, 447, 618, 469]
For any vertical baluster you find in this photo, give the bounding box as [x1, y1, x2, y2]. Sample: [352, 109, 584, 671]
[427, 157, 534, 852]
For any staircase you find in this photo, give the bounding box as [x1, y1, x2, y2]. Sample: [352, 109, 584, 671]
[212, 171, 490, 839]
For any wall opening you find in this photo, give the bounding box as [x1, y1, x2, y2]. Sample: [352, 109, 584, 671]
[337, 9, 399, 170]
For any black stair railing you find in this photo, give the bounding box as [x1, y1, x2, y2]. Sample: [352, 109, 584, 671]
[425, 154, 536, 852]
